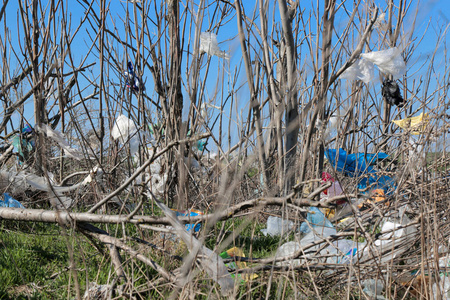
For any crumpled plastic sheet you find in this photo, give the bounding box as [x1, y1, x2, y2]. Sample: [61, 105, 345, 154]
[199, 32, 230, 59]
[36, 124, 87, 160]
[361, 47, 406, 79]
[341, 47, 406, 81]
[325, 148, 395, 192]
[111, 114, 141, 155]
[299, 207, 334, 234]
[340, 58, 375, 83]
[0, 193, 25, 208]
[261, 216, 294, 236]
[392, 112, 429, 135]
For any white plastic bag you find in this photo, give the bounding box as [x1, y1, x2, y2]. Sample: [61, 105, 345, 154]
[37, 124, 86, 160]
[111, 115, 140, 155]
[199, 32, 230, 59]
[340, 58, 375, 83]
[361, 47, 406, 79]
[261, 216, 294, 236]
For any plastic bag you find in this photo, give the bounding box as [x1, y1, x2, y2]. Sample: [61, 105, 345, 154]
[299, 207, 334, 234]
[362, 279, 386, 300]
[392, 112, 429, 135]
[361, 47, 406, 79]
[261, 216, 294, 236]
[0, 193, 25, 208]
[111, 114, 140, 155]
[433, 274, 450, 300]
[37, 124, 86, 160]
[199, 32, 230, 59]
[340, 58, 375, 83]
[124, 61, 144, 92]
[382, 79, 404, 107]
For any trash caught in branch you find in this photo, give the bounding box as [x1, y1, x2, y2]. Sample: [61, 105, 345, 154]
[125, 61, 145, 92]
[36, 124, 87, 160]
[199, 32, 230, 59]
[392, 112, 429, 135]
[382, 79, 405, 107]
[111, 114, 140, 155]
[341, 47, 406, 81]
[361, 47, 406, 79]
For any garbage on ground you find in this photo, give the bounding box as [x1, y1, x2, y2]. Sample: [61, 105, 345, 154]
[299, 207, 334, 234]
[381, 79, 404, 107]
[357, 189, 388, 209]
[360, 47, 406, 79]
[325, 148, 395, 192]
[261, 216, 294, 236]
[111, 114, 141, 155]
[0, 193, 25, 208]
[432, 274, 450, 299]
[362, 279, 386, 300]
[199, 32, 230, 59]
[392, 112, 429, 135]
[11, 124, 35, 163]
[155, 201, 234, 296]
[124, 61, 144, 92]
[173, 209, 204, 233]
[82, 282, 110, 300]
[219, 247, 258, 282]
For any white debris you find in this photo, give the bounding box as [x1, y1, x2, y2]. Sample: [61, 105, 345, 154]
[199, 32, 230, 59]
[340, 58, 375, 83]
[36, 124, 86, 160]
[361, 47, 406, 79]
[111, 114, 140, 155]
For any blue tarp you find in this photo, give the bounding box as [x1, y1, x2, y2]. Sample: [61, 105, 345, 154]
[325, 148, 395, 192]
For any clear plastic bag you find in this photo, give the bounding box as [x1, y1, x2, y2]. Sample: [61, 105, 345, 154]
[340, 58, 375, 83]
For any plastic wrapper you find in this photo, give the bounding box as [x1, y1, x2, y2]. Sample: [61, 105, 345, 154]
[382, 79, 404, 107]
[219, 247, 258, 282]
[199, 32, 230, 59]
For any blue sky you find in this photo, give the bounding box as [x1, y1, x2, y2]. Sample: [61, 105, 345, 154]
[0, 0, 449, 152]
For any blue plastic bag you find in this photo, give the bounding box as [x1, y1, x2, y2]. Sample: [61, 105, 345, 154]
[0, 193, 25, 208]
[325, 148, 394, 192]
[300, 207, 334, 233]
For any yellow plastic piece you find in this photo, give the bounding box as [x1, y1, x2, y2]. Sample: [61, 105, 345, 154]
[392, 112, 429, 135]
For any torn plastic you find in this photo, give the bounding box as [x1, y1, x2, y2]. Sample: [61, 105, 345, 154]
[219, 247, 258, 282]
[392, 112, 429, 135]
[155, 201, 234, 296]
[325, 148, 395, 192]
[173, 209, 204, 233]
[111, 114, 140, 155]
[125, 61, 145, 93]
[299, 207, 334, 234]
[199, 32, 230, 59]
[340, 58, 375, 83]
[361, 47, 406, 79]
[433, 274, 450, 300]
[261, 216, 294, 236]
[362, 279, 386, 300]
[0, 193, 25, 208]
[36, 124, 86, 160]
[381, 79, 404, 107]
